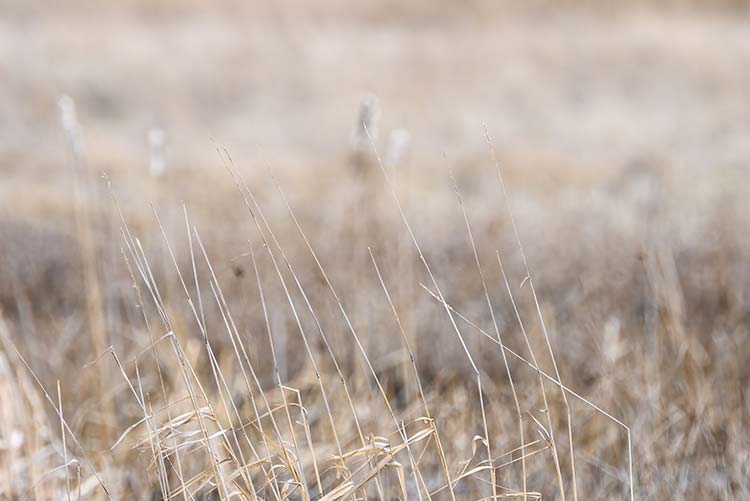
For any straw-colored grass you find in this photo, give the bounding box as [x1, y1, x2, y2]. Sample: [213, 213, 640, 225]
[1, 107, 637, 498]
[2, 3, 750, 499]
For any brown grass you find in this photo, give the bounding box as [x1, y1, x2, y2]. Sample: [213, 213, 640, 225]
[2, 3, 750, 499]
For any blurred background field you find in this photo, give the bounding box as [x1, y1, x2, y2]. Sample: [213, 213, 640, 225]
[1, 1, 750, 499]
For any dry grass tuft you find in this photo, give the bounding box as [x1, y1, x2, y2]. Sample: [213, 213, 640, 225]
[3, 4, 750, 499]
[0, 117, 640, 498]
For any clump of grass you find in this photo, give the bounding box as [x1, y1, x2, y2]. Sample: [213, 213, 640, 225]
[5, 93, 749, 500]
[1, 125, 631, 501]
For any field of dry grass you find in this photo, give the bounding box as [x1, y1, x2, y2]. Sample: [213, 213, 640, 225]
[2, 1, 750, 499]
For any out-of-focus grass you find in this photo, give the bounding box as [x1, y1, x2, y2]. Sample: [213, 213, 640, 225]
[1, 2, 750, 499]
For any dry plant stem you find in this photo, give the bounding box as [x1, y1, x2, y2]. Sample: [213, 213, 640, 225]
[199, 238, 286, 499]
[164, 333, 232, 499]
[85, 343, 180, 496]
[114, 210, 185, 492]
[221, 150, 377, 499]
[172, 210, 249, 497]
[155, 207, 277, 499]
[121, 237, 195, 498]
[115, 209, 230, 499]
[266, 172, 427, 456]
[0, 350, 12, 497]
[256, 241, 377, 495]
[419, 284, 631, 428]
[25, 462, 83, 499]
[117, 236, 225, 497]
[227, 149, 364, 467]
[256, 227, 379, 498]
[199, 321, 258, 497]
[197, 284, 281, 498]
[210, 254, 293, 501]
[427, 441, 549, 498]
[119, 244, 191, 499]
[227, 215, 323, 498]
[0, 325, 111, 498]
[137, 369, 170, 500]
[451, 175, 526, 501]
[369, 248, 439, 499]
[57, 381, 72, 501]
[331, 424, 439, 500]
[239, 188, 355, 461]
[219, 147, 378, 496]
[419, 282, 634, 497]
[266, 162, 398, 498]
[181, 233, 259, 497]
[248, 245, 315, 497]
[399, 421, 430, 501]
[269, 176, 430, 499]
[495, 252, 567, 499]
[250, 181, 371, 464]
[368, 124, 494, 501]
[64, 124, 115, 446]
[131, 365, 163, 498]
[367, 251, 431, 422]
[484, 127, 581, 501]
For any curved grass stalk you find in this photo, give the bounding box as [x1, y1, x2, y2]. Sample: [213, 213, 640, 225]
[451, 174, 526, 500]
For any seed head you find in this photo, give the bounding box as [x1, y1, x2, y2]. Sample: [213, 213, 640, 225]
[350, 93, 381, 153]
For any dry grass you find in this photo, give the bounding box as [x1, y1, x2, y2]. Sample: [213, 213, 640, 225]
[1, 130, 636, 499]
[2, 2, 750, 500]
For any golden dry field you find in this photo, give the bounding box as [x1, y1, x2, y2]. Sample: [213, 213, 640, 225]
[1, 1, 750, 499]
